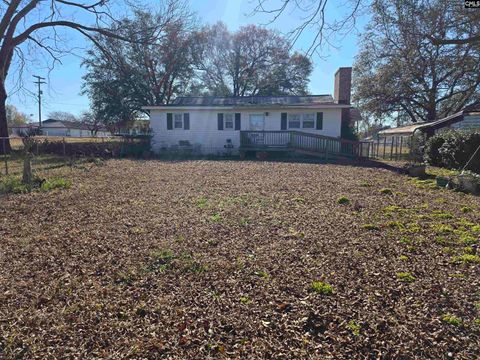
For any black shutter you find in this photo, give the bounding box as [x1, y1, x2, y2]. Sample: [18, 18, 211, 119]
[316, 112, 323, 130]
[281, 113, 287, 130]
[217, 113, 224, 130]
[234, 113, 241, 130]
[183, 113, 190, 130]
[167, 113, 173, 130]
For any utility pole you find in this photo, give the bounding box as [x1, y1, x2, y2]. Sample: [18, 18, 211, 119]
[33, 75, 46, 129]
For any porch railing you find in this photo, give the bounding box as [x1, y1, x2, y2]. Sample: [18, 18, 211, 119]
[240, 131, 372, 158]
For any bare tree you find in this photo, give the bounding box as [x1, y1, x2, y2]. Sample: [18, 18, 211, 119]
[250, 0, 365, 56]
[0, 0, 164, 154]
[47, 111, 78, 122]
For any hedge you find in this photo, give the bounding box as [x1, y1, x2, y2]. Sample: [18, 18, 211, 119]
[424, 130, 480, 173]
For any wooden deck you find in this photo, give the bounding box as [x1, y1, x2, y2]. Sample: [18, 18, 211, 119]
[240, 131, 373, 158]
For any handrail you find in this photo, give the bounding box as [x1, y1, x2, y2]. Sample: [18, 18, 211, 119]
[240, 130, 370, 158]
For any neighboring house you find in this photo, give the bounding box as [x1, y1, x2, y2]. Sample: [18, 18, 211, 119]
[144, 67, 356, 155]
[10, 119, 111, 137]
[378, 107, 480, 140]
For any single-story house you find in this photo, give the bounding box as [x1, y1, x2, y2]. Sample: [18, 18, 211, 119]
[10, 119, 111, 137]
[144, 67, 357, 155]
[378, 108, 480, 140]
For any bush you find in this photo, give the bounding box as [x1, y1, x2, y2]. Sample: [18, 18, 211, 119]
[424, 130, 480, 173]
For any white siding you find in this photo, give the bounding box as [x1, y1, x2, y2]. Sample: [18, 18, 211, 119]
[149, 108, 342, 155]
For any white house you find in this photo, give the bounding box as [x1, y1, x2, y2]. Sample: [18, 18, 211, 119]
[10, 119, 111, 137]
[144, 67, 355, 155]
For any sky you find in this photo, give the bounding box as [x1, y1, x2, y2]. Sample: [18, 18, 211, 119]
[7, 0, 368, 121]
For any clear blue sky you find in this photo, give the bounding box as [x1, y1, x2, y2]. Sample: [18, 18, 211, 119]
[7, 0, 367, 121]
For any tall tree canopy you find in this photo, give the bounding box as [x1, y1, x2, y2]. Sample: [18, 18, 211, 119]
[0, 0, 152, 153]
[6, 104, 28, 126]
[193, 23, 312, 97]
[82, 4, 196, 129]
[353, 0, 480, 124]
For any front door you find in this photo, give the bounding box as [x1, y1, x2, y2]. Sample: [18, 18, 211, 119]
[249, 114, 265, 131]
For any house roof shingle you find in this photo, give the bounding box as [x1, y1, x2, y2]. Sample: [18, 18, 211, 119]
[162, 95, 337, 107]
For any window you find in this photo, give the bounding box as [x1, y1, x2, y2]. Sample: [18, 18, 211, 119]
[288, 114, 301, 129]
[225, 113, 234, 129]
[174, 113, 183, 129]
[302, 113, 315, 129]
[288, 113, 316, 129]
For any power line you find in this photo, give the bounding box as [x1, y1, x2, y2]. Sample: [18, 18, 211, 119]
[33, 75, 46, 128]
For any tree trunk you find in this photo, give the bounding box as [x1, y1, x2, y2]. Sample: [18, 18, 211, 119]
[0, 84, 11, 155]
[22, 154, 33, 184]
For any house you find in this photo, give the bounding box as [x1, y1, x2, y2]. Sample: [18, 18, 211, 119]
[378, 107, 480, 140]
[144, 67, 356, 155]
[10, 119, 111, 137]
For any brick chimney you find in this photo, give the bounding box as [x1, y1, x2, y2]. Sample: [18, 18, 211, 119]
[334, 67, 352, 104]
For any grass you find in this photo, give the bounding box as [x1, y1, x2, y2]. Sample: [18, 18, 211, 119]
[362, 224, 380, 231]
[310, 281, 333, 295]
[451, 254, 480, 264]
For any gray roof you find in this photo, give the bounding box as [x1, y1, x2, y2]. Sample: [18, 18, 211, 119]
[167, 95, 336, 107]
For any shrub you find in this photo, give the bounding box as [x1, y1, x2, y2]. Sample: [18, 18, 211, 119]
[424, 130, 480, 173]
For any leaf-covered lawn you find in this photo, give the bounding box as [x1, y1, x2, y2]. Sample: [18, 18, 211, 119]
[0, 159, 479, 358]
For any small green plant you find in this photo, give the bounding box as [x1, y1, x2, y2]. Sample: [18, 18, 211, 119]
[461, 206, 473, 213]
[346, 320, 361, 336]
[459, 233, 477, 246]
[386, 221, 405, 229]
[239, 296, 251, 304]
[362, 224, 379, 231]
[399, 236, 414, 245]
[337, 196, 350, 205]
[441, 313, 462, 326]
[0, 177, 31, 194]
[149, 249, 176, 272]
[40, 178, 71, 191]
[239, 217, 250, 226]
[254, 270, 269, 279]
[431, 211, 453, 220]
[380, 188, 393, 195]
[472, 225, 480, 233]
[396, 272, 415, 283]
[399, 255, 409, 261]
[209, 213, 222, 222]
[293, 196, 305, 203]
[196, 196, 208, 209]
[451, 254, 480, 264]
[310, 281, 333, 295]
[359, 181, 371, 187]
[433, 224, 454, 235]
[288, 227, 305, 238]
